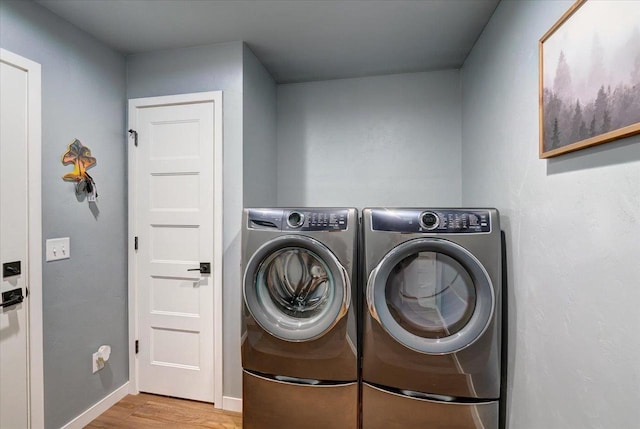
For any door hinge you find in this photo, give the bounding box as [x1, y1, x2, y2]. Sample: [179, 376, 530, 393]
[128, 129, 138, 146]
[134, 236, 138, 250]
[135, 340, 139, 354]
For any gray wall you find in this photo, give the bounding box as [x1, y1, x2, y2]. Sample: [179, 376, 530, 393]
[126, 41, 245, 399]
[462, 1, 640, 427]
[0, 1, 128, 428]
[276, 71, 462, 208]
[243, 45, 278, 207]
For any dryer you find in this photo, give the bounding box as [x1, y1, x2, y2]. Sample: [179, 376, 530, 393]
[362, 208, 502, 429]
[241, 208, 358, 429]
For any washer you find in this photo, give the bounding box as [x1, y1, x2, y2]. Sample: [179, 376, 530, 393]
[241, 208, 358, 429]
[362, 208, 503, 429]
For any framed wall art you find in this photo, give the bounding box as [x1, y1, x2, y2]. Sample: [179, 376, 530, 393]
[539, 0, 640, 158]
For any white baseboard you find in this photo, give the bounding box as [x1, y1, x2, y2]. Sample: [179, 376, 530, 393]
[61, 382, 130, 429]
[222, 395, 242, 413]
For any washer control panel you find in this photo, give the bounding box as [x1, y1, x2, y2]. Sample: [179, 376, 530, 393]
[371, 209, 491, 233]
[248, 209, 349, 231]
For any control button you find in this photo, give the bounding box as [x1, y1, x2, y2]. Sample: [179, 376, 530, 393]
[419, 211, 440, 230]
[287, 211, 305, 228]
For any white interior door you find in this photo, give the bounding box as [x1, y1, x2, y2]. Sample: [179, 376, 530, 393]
[0, 55, 30, 429]
[131, 94, 221, 403]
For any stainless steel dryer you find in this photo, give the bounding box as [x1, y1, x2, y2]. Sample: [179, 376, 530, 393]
[241, 208, 358, 429]
[362, 208, 502, 429]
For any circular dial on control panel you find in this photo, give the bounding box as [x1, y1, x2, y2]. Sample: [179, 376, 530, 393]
[287, 211, 305, 228]
[419, 211, 440, 230]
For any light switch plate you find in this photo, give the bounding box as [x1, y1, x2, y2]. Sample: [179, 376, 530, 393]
[46, 237, 70, 262]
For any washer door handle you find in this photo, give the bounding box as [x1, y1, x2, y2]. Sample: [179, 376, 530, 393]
[366, 267, 381, 323]
[336, 263, 351, 320]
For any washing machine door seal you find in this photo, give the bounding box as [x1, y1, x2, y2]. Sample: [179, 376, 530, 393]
[367, 237, 494, 355]
[244, 235, 350, 342]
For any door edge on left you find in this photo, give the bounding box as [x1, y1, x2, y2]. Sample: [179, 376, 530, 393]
[0, 48, 44, 429]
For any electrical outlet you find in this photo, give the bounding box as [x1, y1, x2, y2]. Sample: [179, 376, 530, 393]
[46, 237, 70, 262]
[92, 351, 103, 373]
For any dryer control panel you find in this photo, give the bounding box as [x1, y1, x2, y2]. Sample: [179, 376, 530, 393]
[371, 208, 491, 234]
[248, 208, 349, 231]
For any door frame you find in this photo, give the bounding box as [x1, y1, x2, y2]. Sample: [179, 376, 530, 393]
[0, 48, 44, 428]
[127, 91, 224, 408]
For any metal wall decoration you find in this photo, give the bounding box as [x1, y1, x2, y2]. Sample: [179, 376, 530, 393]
[62, 138, 98, 201]
[539, 0, 640, 158]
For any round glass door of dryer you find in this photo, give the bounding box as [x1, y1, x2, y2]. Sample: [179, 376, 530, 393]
[386, 252, 476, 339]
[244, 235, 350, 342]
[367, 238, 494, 354]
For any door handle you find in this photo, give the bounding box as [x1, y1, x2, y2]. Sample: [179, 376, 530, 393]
[187, 262, 211, 274]
[1, 288, 24, 308]
[3, 261, 21, 278]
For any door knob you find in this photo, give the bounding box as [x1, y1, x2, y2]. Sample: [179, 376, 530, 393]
[187, 262, 211, 274]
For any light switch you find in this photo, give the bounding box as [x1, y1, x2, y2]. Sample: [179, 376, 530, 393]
[46, 237, 70, 262]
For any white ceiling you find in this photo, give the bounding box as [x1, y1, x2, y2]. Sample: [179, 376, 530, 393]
[37, 0, 499, 83]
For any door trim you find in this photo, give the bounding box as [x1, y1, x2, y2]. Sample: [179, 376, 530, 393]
[0, 48, 44, 429]
[127, 91, 223, 408]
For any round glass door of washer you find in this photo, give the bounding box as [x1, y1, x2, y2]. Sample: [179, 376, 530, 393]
[244, 235, 350, 342]
[367, 238, 494, 354]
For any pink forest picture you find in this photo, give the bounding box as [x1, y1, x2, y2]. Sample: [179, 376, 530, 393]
[539, 0, 640, 158]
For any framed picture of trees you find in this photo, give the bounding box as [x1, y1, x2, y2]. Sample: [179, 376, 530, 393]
[539, 0, 640, 158]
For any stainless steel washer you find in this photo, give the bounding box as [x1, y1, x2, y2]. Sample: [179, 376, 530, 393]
[241, 208, 358, 429]
[362, 208, 503, 429]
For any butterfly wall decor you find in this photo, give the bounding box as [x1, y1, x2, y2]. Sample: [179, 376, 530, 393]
[62, 138, 98, 201]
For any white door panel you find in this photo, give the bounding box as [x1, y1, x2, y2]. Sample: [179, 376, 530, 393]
[1, 57, 29, 429]
[133, 100, 216, 402]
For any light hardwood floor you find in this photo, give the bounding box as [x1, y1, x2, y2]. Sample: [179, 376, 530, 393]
[86, 393, 242, 428]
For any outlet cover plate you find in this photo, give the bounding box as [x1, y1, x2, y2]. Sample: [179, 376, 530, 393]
[92, 351, 101, 373]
